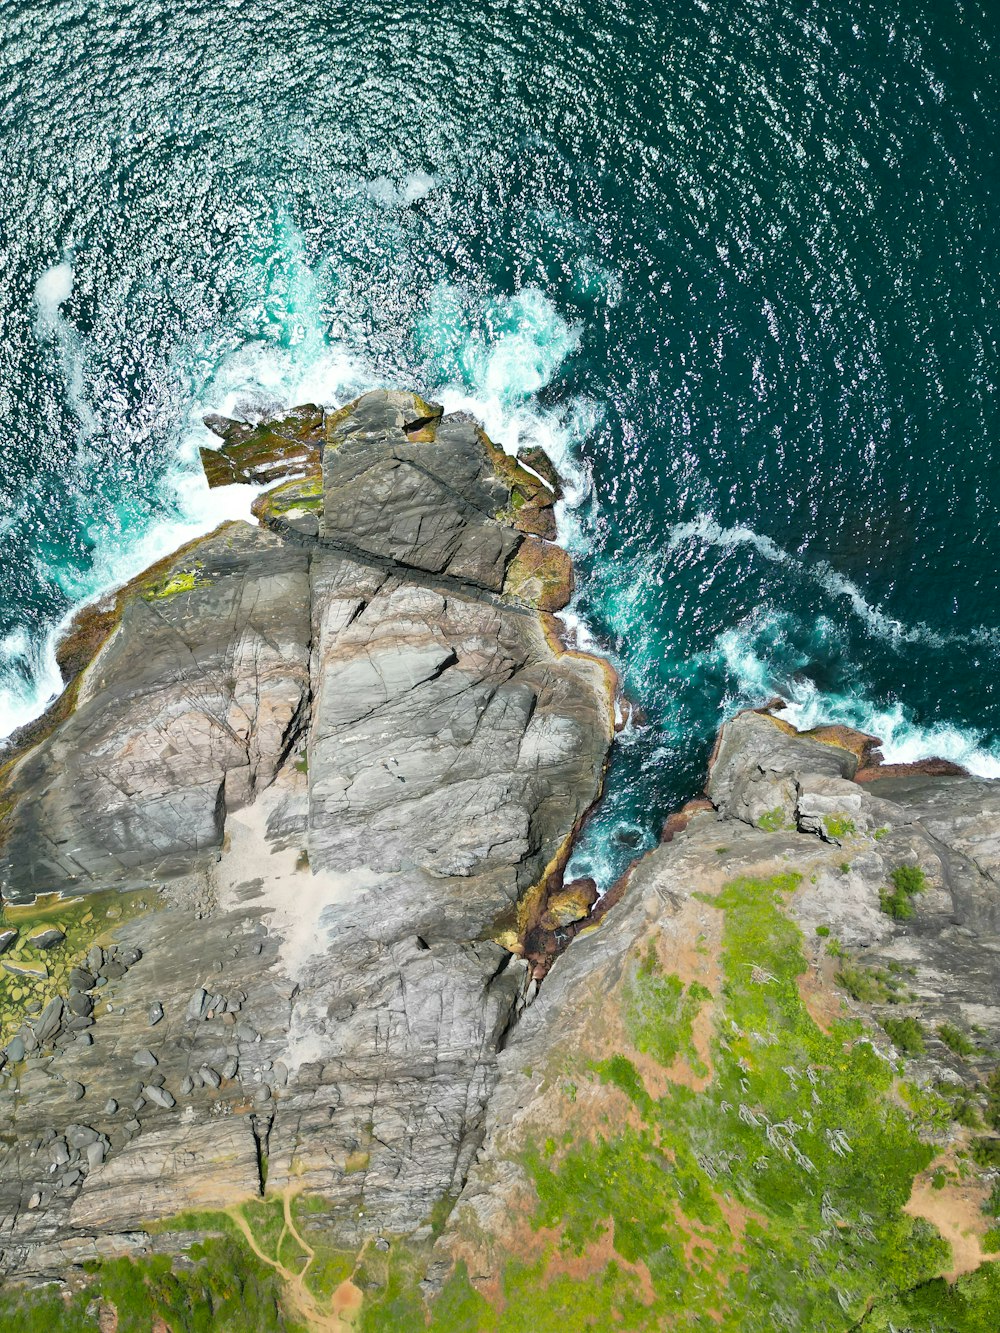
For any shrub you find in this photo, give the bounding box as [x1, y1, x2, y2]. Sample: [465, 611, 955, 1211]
[891, 865, 927, 896]
[938, 1023, 975, 1058]
[985, 1068, 1000, 1131]
[815, 925, 830, 937]
[880, 863, 927, 919]
[883, 1017, 926, 1057]
[970, 1137, 1000, 1169]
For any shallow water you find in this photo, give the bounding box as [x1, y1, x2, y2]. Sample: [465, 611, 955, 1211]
[1, 0, 998, 885]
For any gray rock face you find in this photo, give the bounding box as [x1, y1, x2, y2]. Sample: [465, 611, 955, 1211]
[0, 392, 613, 1277]
[0, 525, 311, 901]
[322, 391, 522, 590]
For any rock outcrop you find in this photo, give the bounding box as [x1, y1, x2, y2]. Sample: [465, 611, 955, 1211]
[3, 395, 1000, 1329]
[0, 391, 613, 1282]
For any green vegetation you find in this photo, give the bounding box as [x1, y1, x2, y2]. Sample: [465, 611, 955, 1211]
[0, 1235, 299, 1332]
[970, 1138, 1000, 1169]
[879, 863, 927, 919]
[504, 873, 947, 1329]
[835, 960, 912, 1005]
[861, 1261, 1000, 1330]
[882, 1016, 926, 1056]
[823, 814, 856, 839]
[874, 826, 890, 841]
[142, 564, 205, 600]
[622, 942, 710, 1075]
[815, 924, 831, 937]
[985, 1068, 1000, 1131]
[756, 806, 786, 832]
[938, 1022, 976, 1058]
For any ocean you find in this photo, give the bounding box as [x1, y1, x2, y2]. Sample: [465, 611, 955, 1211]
[1, 0, 998, 887]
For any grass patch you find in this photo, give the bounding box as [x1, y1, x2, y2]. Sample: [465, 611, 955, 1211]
[0, 1236, 302, 1332]
[835, 961, 912, 1006]
[621, 941, 711, 1076]
[756, 807, 786, 832]
[824, 814, 856, 840]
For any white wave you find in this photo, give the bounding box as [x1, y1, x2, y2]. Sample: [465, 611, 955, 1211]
[32, 257, 98, 437]
[668, 512, 996, 651]
[365, 172, 437, 208]
[32, 262, 74, 336]
[0, 628, 63, 740]
[714, 618, 1000, 779]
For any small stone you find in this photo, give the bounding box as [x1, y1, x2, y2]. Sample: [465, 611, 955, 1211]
[103, 1099, 118, 1115]
[6, 1037, 25, 1063]
[87, 945, 105, 973]
[60, 1168, 83, 1189]
[199, 1066, 221, 1089]
[120, 947, 142, 967]
[132, 1048, 157, 1069]
[24, 999, 42, 1016]
[143, 1085, 175, 1110]
[102, 960, 126, 980]
[65, 1014, 94, 1031]
[222, 1012, 236, 1027]
[148, 1002, 164, 1026]
[34, 996, 64, 1043]
[85, 1141, 105, 1169]
[186, 988, 208, 1022]
[75, 1032, 94, 1048]
[221, 1057, 238, 1080]
[374, 1236, 390, 1253]
[67, 1081, 85, 1101]
[68, 992, 94, 1018]
[28, 928, 65, 950]
[132, 1097, 146, 1112]
[51, 1141, 70, 1166]
[66, 1125, 99, 1148]
[69, 967, 96, 991]
[124, 1118, 140, 1135]
[254, 1084, 271, 1104]
[179, 1075, 194, 1096]
[28, 1192, 41, 1209]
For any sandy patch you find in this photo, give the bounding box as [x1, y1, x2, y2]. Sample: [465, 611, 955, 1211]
[906, 1173, 998, 1281]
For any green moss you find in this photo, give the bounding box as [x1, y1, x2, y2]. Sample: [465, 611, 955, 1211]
[756, 806, 786, 832]
[815, 924, 831, 937]
[142, 567, 203, 600]
[874, 826, 890, 841]
[824, 814, 857, 839]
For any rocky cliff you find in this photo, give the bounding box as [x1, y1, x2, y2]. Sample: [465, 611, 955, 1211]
[1, 394, 999, 1330]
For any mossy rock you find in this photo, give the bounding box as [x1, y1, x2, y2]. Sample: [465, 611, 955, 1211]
[201, 405, 323, 488]
[503, 536, 573, 611]
[251, 474, 324, 525]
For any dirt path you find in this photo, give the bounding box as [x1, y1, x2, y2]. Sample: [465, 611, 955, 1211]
[226, 1189, 363, 1332]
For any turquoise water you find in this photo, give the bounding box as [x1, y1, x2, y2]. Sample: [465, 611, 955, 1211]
[1, 0, 998, 886]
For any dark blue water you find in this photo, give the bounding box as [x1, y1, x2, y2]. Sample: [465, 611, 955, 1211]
[1, 0, 998, 885]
